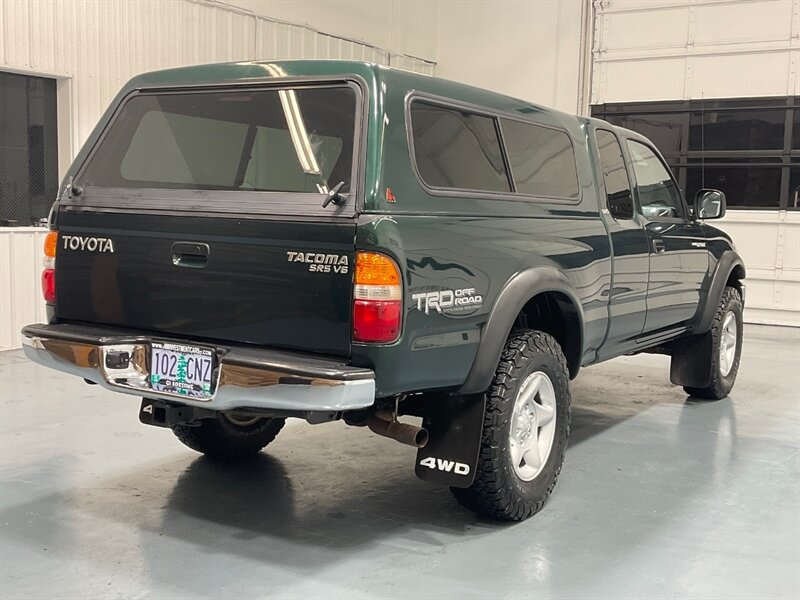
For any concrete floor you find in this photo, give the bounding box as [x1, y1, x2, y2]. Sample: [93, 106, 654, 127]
[1, 325, 798, 599]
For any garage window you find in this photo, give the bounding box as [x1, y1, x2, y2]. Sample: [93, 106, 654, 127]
[592, 96, 798, 210]
[0, 71, 59, 226]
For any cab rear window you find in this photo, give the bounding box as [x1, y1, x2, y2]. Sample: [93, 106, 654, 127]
[77, 86, 356, 194]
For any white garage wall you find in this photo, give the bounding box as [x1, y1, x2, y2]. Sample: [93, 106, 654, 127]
[592, 0, 798, 103]
[226, 0, 438, 64]
[434, 0, 589, 114]
[718, 212, 800, 326]
[0, 0, 437, 351]
[0, 227, 49, 351]
[593, 0, 800, 326]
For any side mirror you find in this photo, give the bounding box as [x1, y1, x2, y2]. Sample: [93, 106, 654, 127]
[694, 188, 726, 220]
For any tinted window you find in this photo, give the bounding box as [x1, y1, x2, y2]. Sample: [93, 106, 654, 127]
[604, 113, 683, 154]
[689, 109, 785, 151]
[78, 86, 356, 193]
[595, 129, 633, 219]
[410, 102, 511, 192]
[687, 165, 781, 209]
[501, 119, 579, 198]
[627, 140, 684, 219]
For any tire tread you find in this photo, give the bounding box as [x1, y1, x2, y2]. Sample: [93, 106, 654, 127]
[683, 286, 742, 400]
[172, 416, 285, 460]
[451, 330, 571, 521]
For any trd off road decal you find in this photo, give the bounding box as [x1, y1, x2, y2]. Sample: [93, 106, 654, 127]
[286, 251, 349, 274]
[411, 287, 484, 315]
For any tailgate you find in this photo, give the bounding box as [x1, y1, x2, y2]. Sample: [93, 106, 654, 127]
[56, 211, 355, 356]
[55, 81, 362, 357]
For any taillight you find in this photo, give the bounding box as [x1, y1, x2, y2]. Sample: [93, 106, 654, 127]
[353, 251, 402, 343]
[42, 231, 57, 304]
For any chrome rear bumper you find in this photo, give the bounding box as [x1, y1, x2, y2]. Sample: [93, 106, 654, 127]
[21, 323, 375, 413]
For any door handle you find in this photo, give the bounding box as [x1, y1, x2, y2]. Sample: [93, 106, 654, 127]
[171, 241, 210, 268]
[651, 239, 666, 254]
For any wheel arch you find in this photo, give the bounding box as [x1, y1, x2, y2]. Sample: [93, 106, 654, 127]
[694, 250, 746, 335]
[459, 267, 584, 394]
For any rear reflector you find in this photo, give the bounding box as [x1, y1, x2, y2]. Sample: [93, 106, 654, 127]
[42, 268, 56, 304]
[353, 252, 402, 343]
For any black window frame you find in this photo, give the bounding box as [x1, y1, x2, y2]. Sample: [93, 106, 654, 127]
[405, 93, 583, 205]
[592, 96, 798, 210]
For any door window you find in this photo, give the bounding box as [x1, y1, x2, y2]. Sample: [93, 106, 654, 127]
[627, 140, 685, 219]
[595, 129, 634, 219]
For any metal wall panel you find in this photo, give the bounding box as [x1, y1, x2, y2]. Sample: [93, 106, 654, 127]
[592, 0, 798, 104]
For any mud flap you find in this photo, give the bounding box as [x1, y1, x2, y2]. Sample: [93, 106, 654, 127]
[415, 393, 485, 488]
[669, 332, 713, 388]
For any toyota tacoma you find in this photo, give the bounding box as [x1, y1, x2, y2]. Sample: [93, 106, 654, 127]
[22, 60, 745, 521]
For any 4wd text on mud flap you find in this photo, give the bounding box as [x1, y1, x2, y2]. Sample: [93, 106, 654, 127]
[419, 456, 470, 475]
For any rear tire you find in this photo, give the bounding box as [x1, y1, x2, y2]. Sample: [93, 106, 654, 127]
[683, 286, 743, 400]
[450, 330, 571, 521]
[172, 413, 285, 460]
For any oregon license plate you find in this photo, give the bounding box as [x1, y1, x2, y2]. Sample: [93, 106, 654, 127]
[150, 341, 214, 399]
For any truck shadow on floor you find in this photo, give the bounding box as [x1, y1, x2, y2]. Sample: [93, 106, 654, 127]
[0, 392, 741, 594]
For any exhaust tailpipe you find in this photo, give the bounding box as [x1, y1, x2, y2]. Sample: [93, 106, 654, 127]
[368, 410, 428, 448]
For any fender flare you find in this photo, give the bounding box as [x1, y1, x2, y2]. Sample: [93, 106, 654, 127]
[693, 250, 746, 335]
[459, 267, 585, 395]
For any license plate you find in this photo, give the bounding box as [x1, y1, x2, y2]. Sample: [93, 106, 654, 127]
[150, 341, 214, 399]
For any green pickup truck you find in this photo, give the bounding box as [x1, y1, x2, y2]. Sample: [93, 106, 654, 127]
[22, 60, 745, 521]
